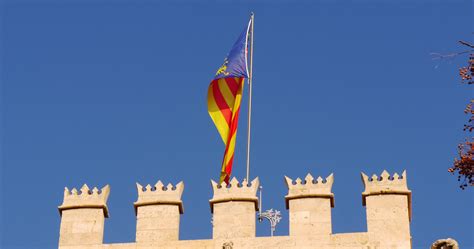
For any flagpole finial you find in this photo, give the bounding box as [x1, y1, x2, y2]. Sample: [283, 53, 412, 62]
[250, 12, 254, 16]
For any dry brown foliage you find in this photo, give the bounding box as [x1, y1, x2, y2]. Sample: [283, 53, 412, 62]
[448, 51, 473, 189]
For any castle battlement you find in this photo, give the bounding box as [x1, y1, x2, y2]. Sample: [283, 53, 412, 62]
[285, 173, 334, 208]
[209, 177, 259, 213]
[58, 184, 110, 217]
[135, 181, 184, 214]
[209, 177, 260, 239]
[57, 170, 414, 249]
[361, 170, 409, 194]
[361, 170, 412, 220]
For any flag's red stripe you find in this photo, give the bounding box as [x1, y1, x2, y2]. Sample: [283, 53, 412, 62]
[222, 106, 240, 156]
[220, 144, 231, 183]
[211, 80, 232, 126]
[224, 174, 230, 184]
[229, 106, 240, 136]
[225, 154, 234, 175]
[225, 77, 239, 96]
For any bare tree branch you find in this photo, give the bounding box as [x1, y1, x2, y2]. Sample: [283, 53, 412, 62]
[459, 40, 474, 49]
[430, 51, 471, 60]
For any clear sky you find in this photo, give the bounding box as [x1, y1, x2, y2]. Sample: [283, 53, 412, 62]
[1, 0, 473, 248]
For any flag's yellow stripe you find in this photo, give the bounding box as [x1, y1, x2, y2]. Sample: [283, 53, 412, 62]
[223, 133, 237, 166]
[219, 171, 227, 183]
[207, 84, 230, 144]
[232, 81, 244, 120]
[217, 78, 236, 110]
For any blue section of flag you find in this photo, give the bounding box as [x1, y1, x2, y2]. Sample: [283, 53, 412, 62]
[214, 22, 250, 80]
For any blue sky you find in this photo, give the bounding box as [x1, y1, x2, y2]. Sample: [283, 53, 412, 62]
[1, 0, 473, 248]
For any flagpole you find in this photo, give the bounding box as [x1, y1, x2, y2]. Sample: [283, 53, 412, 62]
[246, 12, 254, 182]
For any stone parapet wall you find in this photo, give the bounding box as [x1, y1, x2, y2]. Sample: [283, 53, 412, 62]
[58, 234, 384, 249]
[58, 170, 413, 249]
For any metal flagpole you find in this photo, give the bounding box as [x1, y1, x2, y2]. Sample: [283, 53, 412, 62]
[246, 12, 254, 182]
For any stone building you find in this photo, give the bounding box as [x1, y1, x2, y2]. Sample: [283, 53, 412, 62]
[56, 170, 435, 249]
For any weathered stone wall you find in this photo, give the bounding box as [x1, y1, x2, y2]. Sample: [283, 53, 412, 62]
[58, 235, 381, 249]
[135, 205, 181, 243]
[59, 208, 106, 246]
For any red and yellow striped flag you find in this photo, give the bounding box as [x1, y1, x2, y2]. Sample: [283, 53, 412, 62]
[207, 19, 251, 183]
[208, 78, 244, 183]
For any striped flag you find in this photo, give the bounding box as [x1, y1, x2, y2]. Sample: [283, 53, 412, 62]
[208, 19, 252, 183]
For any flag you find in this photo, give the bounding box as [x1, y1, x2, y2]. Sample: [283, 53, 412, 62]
[208, 19, 252, 183]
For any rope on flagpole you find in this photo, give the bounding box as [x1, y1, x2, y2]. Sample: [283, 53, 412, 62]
[246, 12, 254, 182]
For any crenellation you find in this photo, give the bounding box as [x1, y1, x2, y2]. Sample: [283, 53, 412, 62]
[361, 170, 412, 220]
[361, 170, 409, 196]
[210, 177, 259, 207]
[59, 184, 110, 217]
[210, 177, 259, 239]
[285, 173, 334, 207]
[134, 180, 184, 243]
[361, 170, 412, 248]
[57, 171, 419, 249]
[58, 184, 110, 247]
[285, 173, 335, 237]
[135, 181, 184, 214]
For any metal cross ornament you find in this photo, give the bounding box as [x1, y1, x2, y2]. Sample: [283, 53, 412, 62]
[257, 186, 282, 236]
[258, 209, 282, 236]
